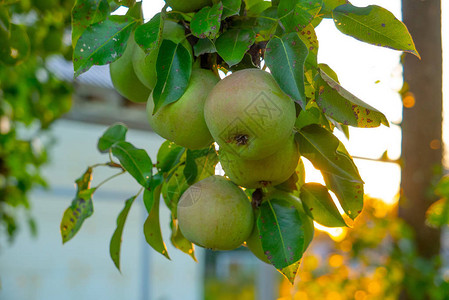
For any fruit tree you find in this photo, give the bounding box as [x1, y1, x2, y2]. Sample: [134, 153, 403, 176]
[58, 0, 419, 283]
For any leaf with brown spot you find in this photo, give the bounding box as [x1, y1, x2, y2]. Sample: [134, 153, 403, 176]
[333, 4, 420, 58]
[60, 167, 95, 244]
[73, 15, 137, 77]
[315, 69, 389, 128]
[300, 183, 347, 227]
[72, 0, 109, 47]
[190, 2, 223, 39]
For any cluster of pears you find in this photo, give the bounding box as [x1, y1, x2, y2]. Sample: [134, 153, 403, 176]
[109, 0, 310, 264]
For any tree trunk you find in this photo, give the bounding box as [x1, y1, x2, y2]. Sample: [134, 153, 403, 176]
[400, 0, 442, 274]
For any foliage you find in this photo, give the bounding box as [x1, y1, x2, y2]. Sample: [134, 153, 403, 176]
[426, 175, 449, 228]
[0, 0, 73, 242]
[279, 197, 449, 300]
[61, 0, 418, 284]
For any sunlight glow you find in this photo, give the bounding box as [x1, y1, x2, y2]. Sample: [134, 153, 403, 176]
[313, 223, 348, 242]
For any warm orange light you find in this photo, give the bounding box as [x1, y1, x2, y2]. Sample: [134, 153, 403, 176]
[354, 290, 368, 300]
[302, 255, 319, 271]
[430, 139, 441, 150]
[329, 254, 344, 268]
[294, 291, 308, 300]
[326, 291, 342, 300]
[402, 92, 415, 108]
[368, 281, 381, 294]
[340, 240, 353, 252]
[314, 222, 348, 242]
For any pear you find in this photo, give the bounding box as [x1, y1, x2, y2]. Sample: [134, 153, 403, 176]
[246, 191, 314, 264]
[204, 69, 296, 160]
[177, 175, 254, 250]
[109, 33, 151, 103]
[165, 0, 212, 12]
[132, 21, 191, 89]
[146, 68, 219, 149]
[220, 135, 299, 189]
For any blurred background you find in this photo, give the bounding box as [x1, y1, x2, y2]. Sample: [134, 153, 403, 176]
[0, 0, 448, 299]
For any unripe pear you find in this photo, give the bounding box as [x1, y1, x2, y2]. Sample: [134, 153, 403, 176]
[246, 191, 314, 264]
[220, 135, 299, 189]
[177, 175, 254, 250]
[165, 0, 212, 12]
[204, 69, 295, 160]
[146, 68, 218, 149]
[109, 33, 151, 103]
[133, 21, 191, 89]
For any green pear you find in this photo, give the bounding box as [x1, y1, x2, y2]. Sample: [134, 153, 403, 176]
[146, 68, 219, 149]
[246, 190, 314, 264]
[109, 33, 151, 103]
[220, 135, 299, 189]
[132, 21, 191, 89]
[165, 0, 212, 12]
[204, 69, 296, 160]
[177, 175, 254, 250]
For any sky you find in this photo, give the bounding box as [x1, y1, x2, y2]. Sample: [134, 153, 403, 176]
[140, 0, 448, 205]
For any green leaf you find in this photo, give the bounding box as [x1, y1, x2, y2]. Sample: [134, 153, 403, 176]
[318, 63, 339, 82]
[215, 28, 255, 67]
[170, 217, 197, 261]
[162, 165, 189, 216]
[275, 158, 306, 194]
[265, 33, 308, 108]
[222, 0, 241, 19]
[156, 141, 185, 173]
[296, 125, 363, 182]
[322, 171, 363, 220]
[190, 2, 223, 39]
[60, 167, 94, 244]
[134, 13, 163, 54]
[254, 6, 278, 42]
[229, 53, 257, 72]
[426, 199, 449, 228]
[111, 141, 153, 188]
[257, 199, 305, 269]
[315, 69, 389, 128]
[320, 0, 347, 18]
[333, 4, 420, 58]
[72, 0, 109, 47]
[183, 145, 218, 185]
[0, 6, 10, 31]
[143, 186, 170, 259]
[114, 0, 135, 7]
[73, 15, 137, 77]
[193, 38, 216, 56]
[435, 175, 449, 198]
[278, 0, 322, 32]
[297, 24, 318, 69]
[152, 40, 192, 113]
[295, 105, 331, 131]
[125, 1, 141, 18]
[279, 261, 301, 285]
[300, 183, 347, 227]
[247, 1, 271, 17]
[97, 123, 128, 153]
[110, 194, 136, 271]
[0, 0, 20, 4]
[0, 24, 30, 66]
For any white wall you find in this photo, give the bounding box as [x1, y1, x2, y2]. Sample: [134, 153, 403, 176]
[0, 120, 204, 300]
